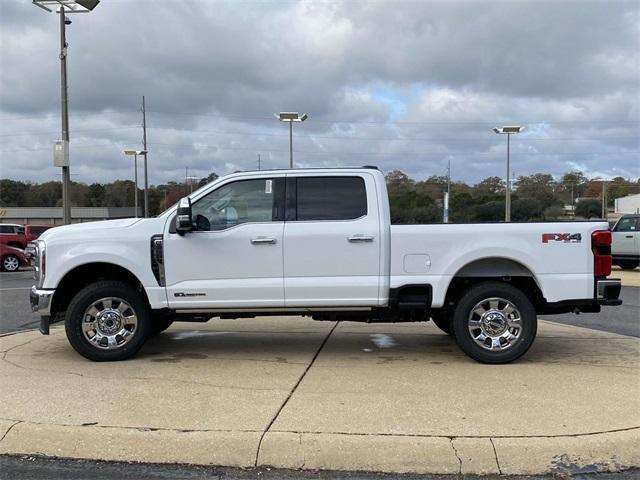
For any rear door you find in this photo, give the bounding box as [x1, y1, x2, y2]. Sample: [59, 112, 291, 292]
[283, 173, 381, 307]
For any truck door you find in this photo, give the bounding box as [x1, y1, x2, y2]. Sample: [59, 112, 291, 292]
[612, 216, 639, 256]
[283, 173, 381, 307]
[164, 176, 285, 309]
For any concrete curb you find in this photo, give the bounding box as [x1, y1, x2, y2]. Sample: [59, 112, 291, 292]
[1, 420, 637, 475]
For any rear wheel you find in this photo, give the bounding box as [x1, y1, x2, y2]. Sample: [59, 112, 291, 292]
[451, 282, 537, 364]
[65, 280, 151, 361]
[1, 254, 20, 272]
[616, 260, 639, 270]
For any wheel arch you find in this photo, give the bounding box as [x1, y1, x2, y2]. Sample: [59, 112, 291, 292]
[51, 262, 150, 319]
[442, 257, 545, 311]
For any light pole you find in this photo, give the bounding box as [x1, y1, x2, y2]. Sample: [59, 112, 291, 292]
[493, 126, 523, 222]
[124, 150, 146, 217]
[33, 0, 100, 225]
[276, 112, 308, 168]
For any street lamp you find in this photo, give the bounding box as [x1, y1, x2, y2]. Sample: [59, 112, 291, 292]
[493, 125, 523, 222]
[33, 0, 100, 225]
[124, 150, 146, 217]
[276, 112, 308, 168]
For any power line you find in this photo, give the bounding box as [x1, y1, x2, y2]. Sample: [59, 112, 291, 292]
[0, 126, 141, 137]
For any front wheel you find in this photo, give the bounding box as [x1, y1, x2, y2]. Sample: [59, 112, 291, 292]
[65, 281, 151, 361]
[451, 282, 537, 364]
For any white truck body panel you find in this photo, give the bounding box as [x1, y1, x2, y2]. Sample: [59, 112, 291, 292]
[390, 223, 604, 307]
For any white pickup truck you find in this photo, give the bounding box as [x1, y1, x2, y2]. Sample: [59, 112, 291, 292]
[31, 167, 622, 363]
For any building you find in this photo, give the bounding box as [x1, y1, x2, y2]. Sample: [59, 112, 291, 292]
[0, 207, 141, 226]
[615, 194, 640, 214]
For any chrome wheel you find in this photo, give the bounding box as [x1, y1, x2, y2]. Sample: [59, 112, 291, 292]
[467, 297, 522, 351]
[3, 255, 20, 272]
[81, 297, 138, 350]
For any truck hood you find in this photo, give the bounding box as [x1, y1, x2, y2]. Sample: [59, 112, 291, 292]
[39, 218, 144, 242]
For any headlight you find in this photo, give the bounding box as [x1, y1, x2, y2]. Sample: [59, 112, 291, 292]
[34, 240, 46, 288]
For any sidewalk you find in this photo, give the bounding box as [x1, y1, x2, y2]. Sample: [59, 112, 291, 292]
[0, 317, 638, 475]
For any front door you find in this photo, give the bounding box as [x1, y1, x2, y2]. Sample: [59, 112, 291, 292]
[164, 176, 285, 309]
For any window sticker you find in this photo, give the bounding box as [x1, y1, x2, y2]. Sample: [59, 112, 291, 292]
[265, 179, 272, 194]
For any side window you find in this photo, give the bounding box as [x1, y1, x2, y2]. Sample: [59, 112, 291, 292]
[191, 178, 278, 231]
[0, 225, 12, 234]
[614, 218, 637, 232]
[296, 176, 367, 221]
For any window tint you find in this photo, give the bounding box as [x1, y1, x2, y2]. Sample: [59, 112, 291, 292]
[296, 176, 367, 221]
[0, 225, 13, 234]
[614, 217, 638, 232]
[192, 179, 276, 231]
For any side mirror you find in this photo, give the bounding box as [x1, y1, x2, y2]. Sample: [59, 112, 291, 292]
[175, 197, 193, 235]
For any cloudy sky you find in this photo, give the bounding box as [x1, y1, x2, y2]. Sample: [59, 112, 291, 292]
[1, 0, 638, 186]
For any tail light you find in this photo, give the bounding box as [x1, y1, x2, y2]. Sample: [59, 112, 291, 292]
[591, 230, 612, 277]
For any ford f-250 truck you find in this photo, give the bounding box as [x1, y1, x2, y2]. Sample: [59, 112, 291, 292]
[31, 167, 622, 363]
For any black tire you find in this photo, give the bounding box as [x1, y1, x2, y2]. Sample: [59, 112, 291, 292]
[65, 280, 151, 361]
[616, 260, 639, 270]
[451, 282, 537, 364]
[430, 310, 452, 335]
[150, 313, 174, 335]
[1, 254, 21, 272]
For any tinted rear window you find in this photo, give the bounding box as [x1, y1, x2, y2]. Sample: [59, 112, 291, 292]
[0, 225, 14, 234]
[296, 176, 367, 221]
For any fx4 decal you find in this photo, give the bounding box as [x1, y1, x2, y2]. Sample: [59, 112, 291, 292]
[542, 233, 582, 243]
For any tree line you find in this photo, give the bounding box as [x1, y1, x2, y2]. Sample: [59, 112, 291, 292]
[0, 170, 637, 222]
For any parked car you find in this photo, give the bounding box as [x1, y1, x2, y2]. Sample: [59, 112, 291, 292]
[0, 244, 28, 272]
[30, 167, 621, 363]
[611, 214, 640, 270]
[0, 223, 27, 249]
[25, 225, 52, 243]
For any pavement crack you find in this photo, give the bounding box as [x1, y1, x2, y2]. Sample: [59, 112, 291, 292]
[0, 420, 22, 444]
[489, 437, 502, 475]
[450, 438, 462, 474]
[254, 321, 339, 467]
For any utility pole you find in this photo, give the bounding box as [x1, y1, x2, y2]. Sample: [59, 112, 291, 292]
[60, 6, 71, 225]
[133, 154, 138, 218]
[185, 166, 189, 195]
[602, 181, 607, 220]
[257, 154, 261, 170]
[443, 159, 451, 223]
[142, 96, 149, 217]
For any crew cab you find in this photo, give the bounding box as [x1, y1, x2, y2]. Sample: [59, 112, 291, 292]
[30, 167, 621, 363]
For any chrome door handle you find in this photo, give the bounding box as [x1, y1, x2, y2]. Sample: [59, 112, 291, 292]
[251, 237, 276, 245]
[348, 235, 374, 242]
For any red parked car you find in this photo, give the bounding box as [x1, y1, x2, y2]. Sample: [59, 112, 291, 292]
[0, 224, 51, 250]
[25, 225, 52, 242]
[0, 244, 28, 272]
[0, 223, 26, 249]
